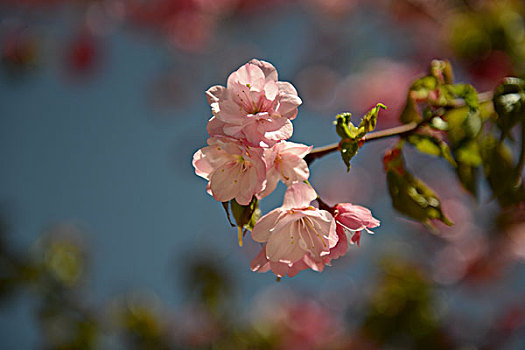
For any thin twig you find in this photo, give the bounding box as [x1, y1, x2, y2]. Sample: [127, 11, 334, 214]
[305, 121, 420, 165]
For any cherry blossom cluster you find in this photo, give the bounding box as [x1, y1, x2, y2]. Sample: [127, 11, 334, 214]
[193, 59, 379, 278]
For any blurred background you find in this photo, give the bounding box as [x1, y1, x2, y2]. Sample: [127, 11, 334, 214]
[1, 0, 525, 348]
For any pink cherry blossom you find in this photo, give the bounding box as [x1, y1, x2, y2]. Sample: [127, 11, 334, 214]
[250, 183, 337, 277]
[205, 59, 302, 147]
[333, 203, 380, 247]
[284, 203, 380, 273]
[192, 136, 266, 205]
[257, 141, 312, 198]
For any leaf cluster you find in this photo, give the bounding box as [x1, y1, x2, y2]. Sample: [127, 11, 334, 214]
[337, 60, 525, 228]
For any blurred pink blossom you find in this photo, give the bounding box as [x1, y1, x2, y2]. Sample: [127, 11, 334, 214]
[339, 59, 420, 128]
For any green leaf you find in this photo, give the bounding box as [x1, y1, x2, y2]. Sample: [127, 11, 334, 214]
[340, 139, 360, 171]
[455, 163, 479, 197]
[454, 141, 482, 166]
[480, 136, 525, 208]
[406, 134, 457, 167]
[387, 170, 453, 227]
[400, 96, 422, 124]
[384, 146, 452, 227]
[357, 103, 386, 136]
[444, 105, 483, 197]
[335, 112, 359, 139]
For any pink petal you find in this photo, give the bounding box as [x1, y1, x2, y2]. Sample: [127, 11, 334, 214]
[280, 155, 309, 185]
[227, 62, 266, 91]
[268, 261, 290, 278]
[279, 141, 313, 158]
[249, 59, 278, 82]
[264, 80, 279, 101]
[297, 216, 331, 259]
[282, 182, 317, 209]
[236, 167, 259, 205]
[250, 246, 271, 273]
[277, 92, 302, 119]
[329, 225, 349, 259]
[284, 258, 310, 277]
[350, 231, 362, 246]
[276, 81, 298, 96]
[206, 116, 226, 137]
[251, 209, 283, 243]
[266, 219, 306, 264]
[217, 99, 246, 124]
[303, 254, 327, 272]
[262, 118, 293, 142]
[256, 168, 279, 199]
[313, 210, 338, 249]
[192, 149, 213, 179]
[335, 203, 380, 231]
[209, 161, 241, 202]
[205, 85, 226, 104]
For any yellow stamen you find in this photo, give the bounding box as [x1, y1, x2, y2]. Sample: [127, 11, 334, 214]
[238, 226, 243, 247]
[280, 167, 290, 181]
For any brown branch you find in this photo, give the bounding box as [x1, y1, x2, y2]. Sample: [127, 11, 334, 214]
[305, 121, 420, 165]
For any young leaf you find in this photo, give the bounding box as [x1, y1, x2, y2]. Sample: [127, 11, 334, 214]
[335, 104, 385, 171]
[400, 76, 439, 124]
[358, 103, 386, 135]
[406, 133, 457, 167]
[480, 136, 525, 208]
[384, 146, 452, 227]
[455, 163, 479, 198]
[335, 112, 359, 139]
[444, 105, 483, 197]
[340, 139, 360, 171]
[400, 96, 422, 124]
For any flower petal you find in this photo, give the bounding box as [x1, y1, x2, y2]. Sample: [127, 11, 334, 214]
[249, 59, 278, 82]
[266, 219, 306, 264]
[282, 182, 317, 209]
[280, 155, 309, 185]
[209, 161, 241, 202]
[251, 209, 283, 243]
[250, 246, 271, 273]
[205, 85, 226, 104]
